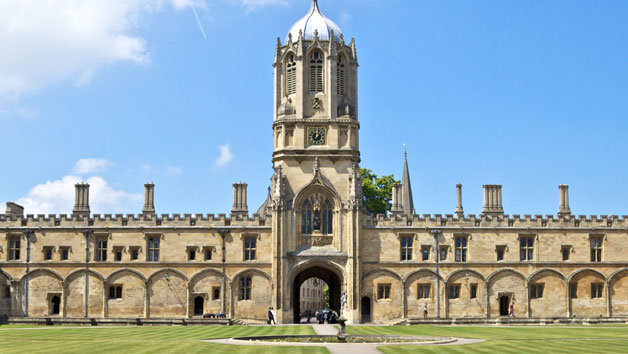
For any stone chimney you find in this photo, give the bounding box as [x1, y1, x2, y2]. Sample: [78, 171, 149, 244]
[390, 183, 403, 215]
[143, 182, 156, 215]
[232, 183, 248, 216]
[73, 183, 90, 217]
[455, 183, 464, 218]
[5, 202, 24, 217]
[558, 184, 571, 217]
[482, 184, 504, 216]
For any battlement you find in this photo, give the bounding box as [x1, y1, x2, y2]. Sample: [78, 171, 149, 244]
[367, 213, 628, 229]
[0, 212, 272, 229]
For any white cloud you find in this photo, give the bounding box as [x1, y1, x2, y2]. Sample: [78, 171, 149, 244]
[16, 175, 141, 215]
[215, 144, 233, 167]
[73, 158, 114, 174]
[141, 164, 153, 173]
[166, 165, 184, 175]
[0, 0, 207, 103]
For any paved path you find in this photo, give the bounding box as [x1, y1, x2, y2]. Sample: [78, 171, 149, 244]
[312, 324, 338, 335]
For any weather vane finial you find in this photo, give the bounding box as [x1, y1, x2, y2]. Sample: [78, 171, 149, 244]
[403, 143, 407, 158]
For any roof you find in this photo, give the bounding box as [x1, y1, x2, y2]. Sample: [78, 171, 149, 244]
[286, 0, 343, 42]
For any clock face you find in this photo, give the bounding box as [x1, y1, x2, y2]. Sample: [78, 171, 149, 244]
[308, 128, 326, 146]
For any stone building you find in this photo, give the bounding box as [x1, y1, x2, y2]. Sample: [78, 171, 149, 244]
[299, 278, 325, 314]
[2, 0, 628, 324]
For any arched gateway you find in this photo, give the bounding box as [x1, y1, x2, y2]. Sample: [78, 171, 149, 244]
[290, 264, 344, 324]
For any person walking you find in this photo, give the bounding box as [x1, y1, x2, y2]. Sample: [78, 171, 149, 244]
[423, 304, 428, 319]
[268, 307, 276, 325]
[509, 302, 515, 317]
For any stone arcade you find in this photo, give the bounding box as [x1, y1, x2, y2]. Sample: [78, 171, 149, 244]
[2, 0, 628, 324]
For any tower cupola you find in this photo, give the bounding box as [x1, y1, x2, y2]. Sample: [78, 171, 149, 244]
[287, 0, 343, 42]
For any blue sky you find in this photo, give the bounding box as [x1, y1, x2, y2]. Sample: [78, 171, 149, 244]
[1, 0, 627, 217]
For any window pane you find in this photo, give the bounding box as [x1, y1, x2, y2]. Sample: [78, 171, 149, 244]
[425, 286, 430, 298]
[455, 238, 461, 247]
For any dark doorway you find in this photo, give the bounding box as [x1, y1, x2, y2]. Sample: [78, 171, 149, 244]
[194, 296, 204, 316]
[50, 296, 60, 315]
[292, 265, 342, 324]
[499, 295, 510, 316]
[361, 296, 371, 323]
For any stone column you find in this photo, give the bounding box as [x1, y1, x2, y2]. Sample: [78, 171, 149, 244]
[606, 280, 612, 317]
[482, 185, 504, 216]
[455, 183, 464, 218]
[103, 282, 108, 318]
[391, 183, 402, 215]
[143, 183, 155, 215]
[558, 184, 571, 217]
[10, 281, 20, 316]
[231, 183, 248, 217]
[83, 230, 92, 318]
[144, 281, 150, 318]
[485, 283, 490, 318]
[73, 183, 90, 217]
[430, 229, 441, 318]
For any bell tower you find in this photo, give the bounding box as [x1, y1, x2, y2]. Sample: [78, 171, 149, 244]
[270, 0, 363, 324]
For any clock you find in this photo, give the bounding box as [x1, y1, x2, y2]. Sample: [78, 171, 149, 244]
[307, 127, 326, 146]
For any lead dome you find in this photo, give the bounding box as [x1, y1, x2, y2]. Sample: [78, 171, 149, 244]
[286, 0, 343, 42]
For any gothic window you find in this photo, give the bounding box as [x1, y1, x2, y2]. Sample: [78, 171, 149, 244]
[301, 195, 333, 235]
[417, 284, 430, 299]
[520, 236, 534, 261]
[108, 285, 122, 300]
[590, 236, 602, 262]
[531, 283, 544, 299]
[336, 55, 345, 96]
[43, 246, 53, 261]
[570, 283, 578, 298]
[239, 276, 252, 300]
[60, 246, 69, 261]
[448, 284, 461, 299]
[309, 51, 324, 93]
[470, 284, 478, 299]
[455, 236, 467, 262]
[8, 236, 20, 261]
[95, 237, 107, 262]
[244, 237, 256, 261]
[400, 236, 413, 261]
[286, 54, 297, 96]
[147, 237, 159, 262]
[591, 283, 604, 298]
[377, 284, 391, 299]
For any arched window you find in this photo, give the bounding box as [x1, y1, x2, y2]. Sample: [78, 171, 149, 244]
[336, 55, 345, 96]
[309, 51, 324, 93]
[286, 54, 297, 96]
[301, 195, 333, 235]
[301, 200, 312, 234]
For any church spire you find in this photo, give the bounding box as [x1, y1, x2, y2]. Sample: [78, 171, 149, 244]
[401, 145, 415, 216]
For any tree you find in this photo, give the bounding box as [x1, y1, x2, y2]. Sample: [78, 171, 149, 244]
[360, 168, 399, 215]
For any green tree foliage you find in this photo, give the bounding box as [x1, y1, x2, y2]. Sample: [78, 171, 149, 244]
[360, 168, 399, 215]
[323, 284, 330, 308]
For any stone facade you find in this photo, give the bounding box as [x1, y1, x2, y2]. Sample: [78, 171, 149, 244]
[1, 0, 627, 324]
[299, 278, 325, 313]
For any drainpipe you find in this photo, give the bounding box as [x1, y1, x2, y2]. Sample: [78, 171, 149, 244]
[23, 230, 33, 317]
[218, 229, 228, 316]
[431, 229, 441, 318]
[83, 229, 92, 318]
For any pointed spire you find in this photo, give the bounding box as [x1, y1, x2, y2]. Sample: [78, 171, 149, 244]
[401, 145, 415, 216]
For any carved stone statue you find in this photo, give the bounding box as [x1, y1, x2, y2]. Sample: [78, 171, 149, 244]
[340, 291, 347, 316]
[313, 212, 321, 231]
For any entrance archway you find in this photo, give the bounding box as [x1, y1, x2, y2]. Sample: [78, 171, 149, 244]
[194, 296, 204, 316]
[361, 296, 371, 323]
[292, 265, 342, 324]
[499, 295, 510, 316]
[50, 296, 60, 315]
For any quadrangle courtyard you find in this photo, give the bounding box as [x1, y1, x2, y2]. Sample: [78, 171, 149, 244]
[0, 324, 627, 353]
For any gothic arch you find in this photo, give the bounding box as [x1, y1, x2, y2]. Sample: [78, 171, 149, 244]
[567, 268, 607, 284]
[189, 268, 229, 287]
[361, 268, 402, 284]
[0, 269, 13, 282]
[232, 269, 273, 284]
[445, 269, 486, 283]
[288, 259, 345, 285]
[487, 268, 526, 284]
[147, 268, 189, 284]
[64, 269, 105, 286]
[608, 268, 628, 284]
[106, 268, 147, 283]
[403, 268, 442, 283]
[528, 268, 566, 283]
[21, 268, 64, 283]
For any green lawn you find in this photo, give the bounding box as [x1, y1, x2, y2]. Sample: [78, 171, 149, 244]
[347, 325, 628, 353]
[0, 325, 328, 354]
